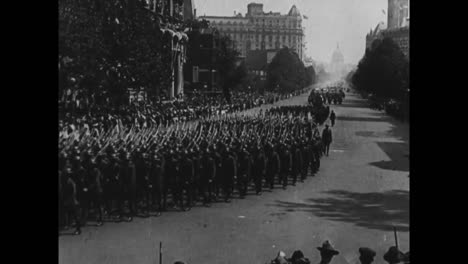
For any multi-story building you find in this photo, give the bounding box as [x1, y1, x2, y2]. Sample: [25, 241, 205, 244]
[199, 3, 304, 61]
[184, 27, 221, 92]
[365, 0, 409, 59]
[145, 0, 194, 99]
[388, 0, 409, 29]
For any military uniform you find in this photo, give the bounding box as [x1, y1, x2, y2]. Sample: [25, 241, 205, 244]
[150, 152, 165, 214]
[61, 168, 81, 235]
[221, 149, 236, 202]
[266, 147, 280, 190]
[179, 152, 194, 210]
[237, 149, 251, 198]
[253, 148, 266, 195]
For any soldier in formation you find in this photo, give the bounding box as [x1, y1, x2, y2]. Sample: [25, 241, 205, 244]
[59, 103, 329, 235]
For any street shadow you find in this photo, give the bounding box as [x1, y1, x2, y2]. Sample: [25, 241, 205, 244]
[336, 116, 393, 122]
[268, 190, 409, 232]
[332, 102, 370, 109]
[370, 142, 409, 172]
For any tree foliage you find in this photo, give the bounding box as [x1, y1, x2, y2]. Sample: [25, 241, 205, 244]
[216, 36, 241, 103]
[352, 38, 409, 101]
[59, 0, 173, 107]
[265, 47, 312, 93]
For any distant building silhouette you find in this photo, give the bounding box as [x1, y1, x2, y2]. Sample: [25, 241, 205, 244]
[365, 0, 409, 58]
[199, 3, 304, 61]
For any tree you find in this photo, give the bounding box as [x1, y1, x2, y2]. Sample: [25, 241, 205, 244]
[352, 37, 408, 101]
[305, 65, 316, 86]
[266, 47, 309, 93]
[216, 35, 240, 103]
[59, 0, 174, 107]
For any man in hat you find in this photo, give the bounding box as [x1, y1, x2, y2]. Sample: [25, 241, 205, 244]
[383, 246, 405, 264]
[289, 250, 311, 264]
[358, 247, 376, 264]
[316, 241, 339, 264]
[322, 125, 332, 157]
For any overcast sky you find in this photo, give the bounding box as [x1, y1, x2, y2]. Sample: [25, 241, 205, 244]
[195, 0, 387, 65]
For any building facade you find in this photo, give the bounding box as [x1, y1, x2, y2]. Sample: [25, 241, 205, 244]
[145, 0, 194, 99]
[388, 0, 409, 29]
[365, 0, 409, 59]
[199, 3, 304, 61]
[184, 28, 221, 92]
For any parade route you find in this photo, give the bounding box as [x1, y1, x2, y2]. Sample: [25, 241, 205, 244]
[59, 91, 409, 264]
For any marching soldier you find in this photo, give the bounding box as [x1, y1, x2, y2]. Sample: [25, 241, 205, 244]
[237, 147, 251, 198]
[266, 143, 280, 190]
[163, 150, 177, 211]
[254, 145, 267, 195]
[120, 152, 135, 221]
[87, 156, 104, 226]
[180, 150, 194, 211]
[279, 143, 291, 189]
[221, 147, 236, 202]
[213, 146, 223, 201]
[150, 150, 164, 216]
[61, 166, 82, 235]
[300, 139, 309, 182]
[200, 148, 216, 206]
[191, 147, 201, 205]
[291, 141, 303, 185]
[135, 152, 151, 217]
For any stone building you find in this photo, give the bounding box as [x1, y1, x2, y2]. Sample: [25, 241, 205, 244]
[199, 3, 304, 61]
[145, 0, 194, 99]
[365, 0, 409, 59]
[387, 0, 409, 29]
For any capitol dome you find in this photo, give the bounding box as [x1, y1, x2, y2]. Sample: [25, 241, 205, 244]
[331, 44, 344, 64]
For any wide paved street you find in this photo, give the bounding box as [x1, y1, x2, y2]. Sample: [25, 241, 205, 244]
[59, 91, 409, 264]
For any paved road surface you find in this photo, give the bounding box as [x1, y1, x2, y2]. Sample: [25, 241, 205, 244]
[59, 92, 409, 264]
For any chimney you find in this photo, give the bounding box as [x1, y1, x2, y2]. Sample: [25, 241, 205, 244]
[194, 8, 197, 18]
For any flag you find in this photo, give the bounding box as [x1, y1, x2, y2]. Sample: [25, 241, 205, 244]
[303, 15, 308, 19]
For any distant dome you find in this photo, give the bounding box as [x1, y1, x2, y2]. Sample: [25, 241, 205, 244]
[331, 45, 344, 64]
[288, 5, 301, 16]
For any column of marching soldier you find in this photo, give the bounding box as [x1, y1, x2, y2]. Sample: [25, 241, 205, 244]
[59, 103, 330, 236]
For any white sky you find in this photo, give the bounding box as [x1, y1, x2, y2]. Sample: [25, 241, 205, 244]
[194, 0, 387, 65]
